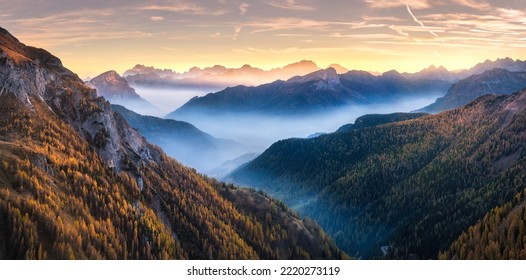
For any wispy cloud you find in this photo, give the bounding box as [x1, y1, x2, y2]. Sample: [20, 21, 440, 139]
[149, 16, 165, 21]
[233, 26, 242, 40]
[7, 9, 154, 47]
[452, 0, 490, 11]
[406, 4, 444, 42]
[389, 25, 409, 37]
[139, 3, 227, 15]
[239, 2, 250, 15]
[365, 0, 432, 9]
[265, 0, 315, 11]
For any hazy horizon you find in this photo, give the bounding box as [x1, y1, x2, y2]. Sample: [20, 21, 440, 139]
[2, 0, 525, 78]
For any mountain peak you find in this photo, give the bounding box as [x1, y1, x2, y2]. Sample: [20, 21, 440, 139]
[90, 70, 134, 93]
[328, 63, 349, 74]
[283, 60, 319, 70]
[288, 67, 341, 90]
[382, 69, 403, 79]
[0, 27, 76, 108]
[88, 70, 158, 115]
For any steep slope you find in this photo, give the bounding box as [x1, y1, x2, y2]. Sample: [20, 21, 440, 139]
[440, 92, 526, 260]
[419, 69, 526, 113]
[229, 89, 526, 259]
[88, 71, 158, 115]
[168, 68, 450, 118]
[111, 105, 247, 172]
[0, 27, 344, 260]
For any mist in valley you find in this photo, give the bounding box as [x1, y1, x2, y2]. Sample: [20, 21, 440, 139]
[170, 94, 443, 152]
[123, 85, 443, 177]
[133, 85, 221, 117]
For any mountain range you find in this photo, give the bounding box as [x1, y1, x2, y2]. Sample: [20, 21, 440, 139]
[168, 67, 451, 119]
[123, 57, 526, 91]
[123, 60, 323, 89]
[0, 27, 345, 260]
[228, 88, 526, 259]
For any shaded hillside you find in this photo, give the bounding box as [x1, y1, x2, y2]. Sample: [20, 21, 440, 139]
[0, 27, 344, 260]
[111, 105, 247, 172]
[418, 69, 526, 113]
[229, 89, 526, 259]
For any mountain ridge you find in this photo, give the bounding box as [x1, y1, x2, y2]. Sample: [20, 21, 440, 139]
[168, 68, 450, 118]
[418, 68, 526, 113]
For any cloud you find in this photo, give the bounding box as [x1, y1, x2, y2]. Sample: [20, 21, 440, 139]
[139, 3, 227, 15]
[389, 25, 409, 37]
[149, 16, 164, 21]
[239, 2, 250, 15]
[406, 4, 444, 42]
[160, 46, 177, 51]
[233, 26, 242, 40]
[497, 8, 526, 24]
[365, 0, 432, 9]
[452, 0, 490, 11]
[265, 0, 315, 11]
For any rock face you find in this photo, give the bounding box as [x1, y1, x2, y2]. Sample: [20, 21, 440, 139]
[89, 70, 141, 99]
[0, 27, 151, 169]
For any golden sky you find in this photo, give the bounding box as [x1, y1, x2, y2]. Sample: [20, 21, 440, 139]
[1, 0, 525, 78]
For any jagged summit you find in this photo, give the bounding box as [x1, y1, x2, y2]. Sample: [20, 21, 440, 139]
[328, 63, 349, 74]
[89, 70, 141, 99]
[88, 70, 158, 115]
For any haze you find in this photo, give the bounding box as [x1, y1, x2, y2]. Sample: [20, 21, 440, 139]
[172, 94, 442, 151]
[134, 86, 220, 116]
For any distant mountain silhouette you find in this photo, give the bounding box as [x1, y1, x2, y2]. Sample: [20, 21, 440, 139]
[123, 60, 321, 89]
[167, 67, 451, 118]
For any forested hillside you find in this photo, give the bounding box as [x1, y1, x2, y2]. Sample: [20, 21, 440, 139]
[230, 90, 526, 259]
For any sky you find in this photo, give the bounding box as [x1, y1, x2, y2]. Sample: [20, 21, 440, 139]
[1, 0, 525, 78]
